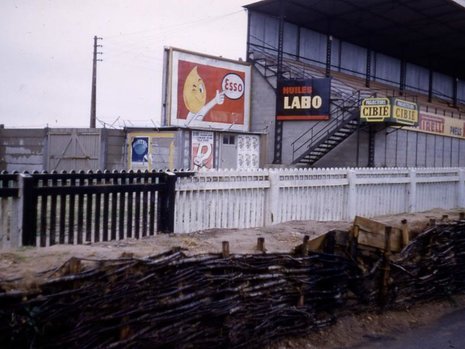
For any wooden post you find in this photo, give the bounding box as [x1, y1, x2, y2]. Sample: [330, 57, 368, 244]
[158, 171, 177, 233]
[301, 235, 309, 256]
[460, 212, 465, 221]
[441, 214, 448, 221]
[297, 287, 304, 307]
[380, 226, 392, 308]
[20, 174, 37, 246]
[429, 218, 436, 227]
[64, 257, 82, 275]
[323, 230, 336, 254]
[401, 219, 409, 247]
[349, 225, 360, 258]
[257, 237, 265, 252]
[352, 224, 360, 240]
[222, 241, 230, 258]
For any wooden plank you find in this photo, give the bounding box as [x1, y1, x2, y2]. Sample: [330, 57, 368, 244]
[353, 216, 403, 252]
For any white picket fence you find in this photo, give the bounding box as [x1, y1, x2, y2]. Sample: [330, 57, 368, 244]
[174, 167, 465, 234]
[1, 167, 463, 245]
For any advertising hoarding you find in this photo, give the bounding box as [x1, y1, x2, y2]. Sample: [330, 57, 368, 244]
[167, 48, 251, 132]
[276, 78, 331, 121]
[404, 112, 465, 139]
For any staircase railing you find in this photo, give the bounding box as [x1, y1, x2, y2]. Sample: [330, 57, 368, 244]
[249, 42, 356, 101]
[291, 89, 375, 162]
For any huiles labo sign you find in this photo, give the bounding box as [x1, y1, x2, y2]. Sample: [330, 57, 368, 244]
[360, 97, 418, 126]
[276, 78, 331, 121]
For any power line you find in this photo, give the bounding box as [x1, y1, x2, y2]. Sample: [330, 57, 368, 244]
[104, 9, 244, 40]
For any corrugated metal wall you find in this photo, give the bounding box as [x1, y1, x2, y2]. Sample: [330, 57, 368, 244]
[283, 22, 298, 56]
[433, 72, 453, 101]
[374, 53, 401, 86]
[0, 128, 126, 172]
[0, 129, 46, 172]
[299, 28, 327, 67]
[339, 42, 366, 77]
[405, 63, 429, 94]
[373, 129, 465, 168]
[248, 11, 465, 102]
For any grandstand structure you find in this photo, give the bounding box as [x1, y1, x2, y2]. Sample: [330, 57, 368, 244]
[245, 0, 465, 168]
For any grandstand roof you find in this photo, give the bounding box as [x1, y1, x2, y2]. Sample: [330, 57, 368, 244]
[245, 0, 465, 79]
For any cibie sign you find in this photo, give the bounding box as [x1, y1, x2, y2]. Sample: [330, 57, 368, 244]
[360, 97, 418, 126]
[360, 98, 390, 122]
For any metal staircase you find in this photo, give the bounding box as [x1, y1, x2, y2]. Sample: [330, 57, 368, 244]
[291, 92, 365, 166]
[250, 48, 373, 167]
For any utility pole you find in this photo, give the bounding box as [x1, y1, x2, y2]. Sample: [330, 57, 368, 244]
[90, 36, 103, 128]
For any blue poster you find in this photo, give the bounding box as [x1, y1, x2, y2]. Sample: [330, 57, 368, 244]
[131, 137, 149, 163]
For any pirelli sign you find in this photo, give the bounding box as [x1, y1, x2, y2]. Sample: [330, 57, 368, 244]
[360, 97, 418, 126]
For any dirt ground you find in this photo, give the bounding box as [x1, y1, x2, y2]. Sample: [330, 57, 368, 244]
[1, 208, 464, 348]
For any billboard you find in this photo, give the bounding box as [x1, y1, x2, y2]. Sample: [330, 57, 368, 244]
[167, 48, 251, 131]
[276, 78, 331, 121]
[404, 112, 465, 139]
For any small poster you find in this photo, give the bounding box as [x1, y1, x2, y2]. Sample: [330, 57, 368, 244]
[191, 131, 214, 171]
[131, 136, 149, 169]
[237, 135, 259, 169]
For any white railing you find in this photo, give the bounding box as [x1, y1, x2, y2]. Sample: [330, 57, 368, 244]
[174, 167, 465, 234]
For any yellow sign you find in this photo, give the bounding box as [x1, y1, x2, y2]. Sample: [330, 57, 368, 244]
[360, 98, 391, 122]
[391, 98, 418, 125]
[360, 97, 418, 126]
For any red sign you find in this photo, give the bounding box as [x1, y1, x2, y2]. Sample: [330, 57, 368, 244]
[167, 48, 251, 132]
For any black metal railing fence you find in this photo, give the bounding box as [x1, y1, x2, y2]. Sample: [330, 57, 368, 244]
[0, 170, 193, 247]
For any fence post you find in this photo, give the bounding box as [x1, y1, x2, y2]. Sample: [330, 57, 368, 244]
[408, 169, 417, 213]
[18, 174, 37, 246]
[347, 170, 357, 220]
[458, 168, 465, 208]
[265, 171, 280, 225]
[158, 171, 177, 233]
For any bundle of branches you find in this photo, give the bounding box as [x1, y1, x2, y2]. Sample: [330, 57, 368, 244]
[332, 219, 465, 310]
[391, 221, 465, 306]
[0, 250, 356, 349]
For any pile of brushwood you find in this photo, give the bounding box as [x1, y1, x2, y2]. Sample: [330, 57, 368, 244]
[1, 220, 465, 348]
[0, 250, 356, 348]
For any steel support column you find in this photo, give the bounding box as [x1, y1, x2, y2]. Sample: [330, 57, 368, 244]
[273, 0, 285, 164]
[326, 35, 332, 78]
[365, 49, 371, 88]
[368, 124, 376, 167]
[428, 69, 433, 103]
[399, 60, 406, 96]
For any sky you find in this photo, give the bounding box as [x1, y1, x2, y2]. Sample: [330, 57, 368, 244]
[0, 0, 254, 128]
